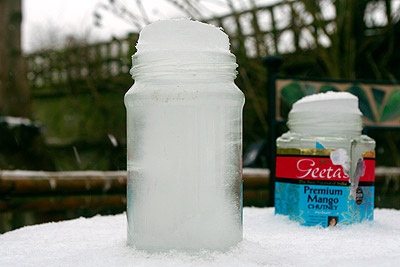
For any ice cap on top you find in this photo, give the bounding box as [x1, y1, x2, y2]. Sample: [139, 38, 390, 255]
[135, 19, 231, 53]
[290, 91, 362, 115]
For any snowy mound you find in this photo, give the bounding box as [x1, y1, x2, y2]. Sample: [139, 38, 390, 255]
[1, 208, 400, 266]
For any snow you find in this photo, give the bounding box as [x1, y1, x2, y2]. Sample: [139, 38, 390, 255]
[0, 116, 35, 128]
[1, 208, 400, 267]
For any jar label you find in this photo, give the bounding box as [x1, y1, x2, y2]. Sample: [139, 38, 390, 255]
[274, 148, 375, 227]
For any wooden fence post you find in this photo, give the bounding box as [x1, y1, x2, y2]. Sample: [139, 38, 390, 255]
[263, 55, 282, 206]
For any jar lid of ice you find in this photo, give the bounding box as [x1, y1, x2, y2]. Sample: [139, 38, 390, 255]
[287, 91, 363, 137]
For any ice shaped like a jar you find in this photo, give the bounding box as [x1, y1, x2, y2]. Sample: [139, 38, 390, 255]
[275, 92, 376, 227]
[124, 19, 245, 251]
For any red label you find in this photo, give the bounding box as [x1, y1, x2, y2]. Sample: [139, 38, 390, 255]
[361, 159, 375, 182]
[276, 156, 375, 182]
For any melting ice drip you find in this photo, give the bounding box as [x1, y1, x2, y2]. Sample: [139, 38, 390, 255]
[331, 148, 365, 199]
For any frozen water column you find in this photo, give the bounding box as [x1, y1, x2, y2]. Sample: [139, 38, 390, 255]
[125, 19, 245, 251]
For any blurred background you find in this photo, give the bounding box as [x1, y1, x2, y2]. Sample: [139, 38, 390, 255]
[1, 0, 399, 232]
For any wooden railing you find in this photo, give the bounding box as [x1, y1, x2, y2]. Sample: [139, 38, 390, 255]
[206, 0, 327, 58]
[26, 34, 138, 97]
[26, 0, 394, 96]
[1, 168, 399, 233]
[25, 1, 340, 96]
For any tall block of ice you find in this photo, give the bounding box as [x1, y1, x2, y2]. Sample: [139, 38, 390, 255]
[125, 19, 245, 251]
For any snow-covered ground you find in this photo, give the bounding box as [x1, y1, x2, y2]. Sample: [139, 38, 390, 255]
[1, 208, 399, 267]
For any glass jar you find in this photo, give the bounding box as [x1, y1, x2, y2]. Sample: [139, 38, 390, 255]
[274, 92, 375, 227]
[124, 20, 245, 251]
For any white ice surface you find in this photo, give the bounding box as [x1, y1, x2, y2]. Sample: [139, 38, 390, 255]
[291, 91, 362, 115]
[136, 19, 230, 53]
[294, 91, 358, 104]
[1, 208, 400, 267]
